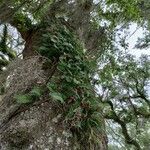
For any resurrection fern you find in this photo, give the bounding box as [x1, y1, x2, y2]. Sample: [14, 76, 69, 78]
[37, 22, 103, 147]
[15, 86, 44, 104]
[14, 21, 103, 147]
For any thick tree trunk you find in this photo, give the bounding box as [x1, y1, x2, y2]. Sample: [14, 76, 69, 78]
[0, 61, 108, 150]
[0, 22, 108, 150]
[0, 97, 108, 150]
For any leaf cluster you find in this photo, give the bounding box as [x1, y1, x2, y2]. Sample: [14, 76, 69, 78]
[37, 23, 104, 147]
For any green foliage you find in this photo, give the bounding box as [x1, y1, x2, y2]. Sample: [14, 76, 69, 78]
[50, 92, 64, 103]
[98, 51, 150, 149]
[30, 87, 43, 98]
[38, 21, 83, 59]
[0, 86, 5, 95]
[37, 23, 103, 147]
[15, 94, 32, 104]
[15, 86, 43, 104]
[14, 12, 32, 31]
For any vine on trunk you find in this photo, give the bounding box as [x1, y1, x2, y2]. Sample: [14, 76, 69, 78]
[15, 20, 104, 148]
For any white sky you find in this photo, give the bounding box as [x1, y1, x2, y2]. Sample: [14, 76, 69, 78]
[125, 23, 150, 57]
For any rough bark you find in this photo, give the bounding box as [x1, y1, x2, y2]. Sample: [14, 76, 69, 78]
[0, 56, 108, 150]
[0, 1, 108, 149]
[0, 97, 74, 150]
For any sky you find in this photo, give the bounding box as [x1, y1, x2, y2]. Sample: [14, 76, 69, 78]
[123, 23, 150, 58]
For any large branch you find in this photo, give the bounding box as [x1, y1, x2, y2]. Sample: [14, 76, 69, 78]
[102, 100, 142, 150]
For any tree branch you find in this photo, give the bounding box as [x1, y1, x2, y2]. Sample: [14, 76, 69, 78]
[102, 100, 141, 150]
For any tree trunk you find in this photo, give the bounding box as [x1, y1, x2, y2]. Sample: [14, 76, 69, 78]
[0, 21, 108, 150]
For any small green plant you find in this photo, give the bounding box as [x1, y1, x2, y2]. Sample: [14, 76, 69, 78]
[15, 86, 43, 104]
[50, 92, 64, 103]
[15, 94, 32, 104]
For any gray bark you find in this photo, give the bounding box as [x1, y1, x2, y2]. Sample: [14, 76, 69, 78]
[0, 1, 108, 148]
[0, 57, 108, 150]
